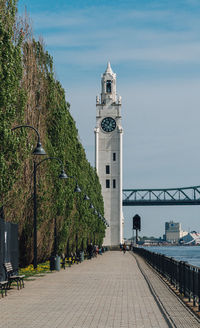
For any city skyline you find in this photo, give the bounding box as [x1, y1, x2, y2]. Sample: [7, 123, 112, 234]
[18, 0, 200, 237]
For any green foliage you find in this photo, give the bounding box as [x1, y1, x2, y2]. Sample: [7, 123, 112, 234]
[0, 1, 105, 266]
[0, 0, 26, 200]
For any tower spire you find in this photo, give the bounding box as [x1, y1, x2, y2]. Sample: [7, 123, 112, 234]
[105, 61, 113, 75]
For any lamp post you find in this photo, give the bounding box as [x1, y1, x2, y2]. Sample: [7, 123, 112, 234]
[33, 157, 68, 268]
[12, 125, 46, 268]
[52, 168, 69, 258]
[53, 176, 82, 259]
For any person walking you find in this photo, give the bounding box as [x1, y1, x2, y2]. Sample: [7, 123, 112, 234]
[122, 243, 126, 254]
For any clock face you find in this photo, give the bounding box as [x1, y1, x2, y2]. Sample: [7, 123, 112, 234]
[101, 117, 116, 132]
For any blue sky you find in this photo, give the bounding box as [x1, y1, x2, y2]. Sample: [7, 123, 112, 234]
[18, 0, 200, 238]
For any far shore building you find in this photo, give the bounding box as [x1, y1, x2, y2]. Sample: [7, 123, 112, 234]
[180, 232, 200, 245]
[165, 221, 187, 243]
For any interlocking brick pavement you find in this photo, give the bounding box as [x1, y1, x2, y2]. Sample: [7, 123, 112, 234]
[132, 252, 200, 328]
[0, 251, 198, 328]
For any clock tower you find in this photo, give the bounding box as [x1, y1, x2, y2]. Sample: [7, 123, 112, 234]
[95, 62, 123, 247]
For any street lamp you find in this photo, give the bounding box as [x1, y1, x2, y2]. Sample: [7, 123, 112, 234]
[52, 175, 82, 261]
[12, 125, 47, 268]
[11, 125, 46, 156]
[33, 157, 68, 268]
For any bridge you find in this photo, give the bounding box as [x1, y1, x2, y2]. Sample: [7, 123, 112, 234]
[122, 185, 200, 206]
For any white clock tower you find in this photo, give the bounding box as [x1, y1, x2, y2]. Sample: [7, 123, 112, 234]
[95, 62, 123, 247]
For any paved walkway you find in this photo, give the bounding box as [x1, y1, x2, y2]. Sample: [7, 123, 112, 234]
[1, 251, 200, 328]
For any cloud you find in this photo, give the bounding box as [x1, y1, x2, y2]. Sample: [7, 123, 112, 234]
[31, 6, 200, 31]
[19, 1, 200, 237]
[24, 4, 200, 78]
[31, 11, 89, 29]
[49, 41, 200, 70]
[32, 7, 200, 70]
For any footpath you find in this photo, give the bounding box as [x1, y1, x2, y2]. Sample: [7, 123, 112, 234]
[1, 251, 200, 328]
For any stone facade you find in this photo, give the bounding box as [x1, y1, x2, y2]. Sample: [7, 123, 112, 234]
[95, 63, 123, 246]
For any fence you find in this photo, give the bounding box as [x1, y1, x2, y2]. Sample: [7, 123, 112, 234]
[132, 246, 200, 311]
[0, 218, 19, 281]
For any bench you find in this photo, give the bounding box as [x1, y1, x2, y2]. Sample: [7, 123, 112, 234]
[0, 280, 8, 297]
[61, 256, 73, 269]
[74, 252, 81, 264]
[4, 262, 25, 290]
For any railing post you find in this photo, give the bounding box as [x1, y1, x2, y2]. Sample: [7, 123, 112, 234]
[179, 261, 182, 294]
[163, 255, 166, 278]
[183, 262, 186, 297]
[170, 258, 173, 285]
[188, 265, 191, 302]
[193, 267, 196, 307]
[174, 261, 178, 289]
[158, 253, 161, 273]
[198, 268, 200, 312]
[155, 252, 157, 270]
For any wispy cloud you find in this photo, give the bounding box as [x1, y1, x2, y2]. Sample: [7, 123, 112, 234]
[32, 6, 200, 32]
[49, 42, 200, 70]
[31, 11, 89, 29]
[30, 6, 200, 73]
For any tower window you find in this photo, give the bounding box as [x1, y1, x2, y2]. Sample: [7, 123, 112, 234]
[113, 153, 116, 161]
[106, 80, 112, 93]
[113, 179, 116, 188]
[106, 165, 110, 174]
[106, 179, 110, 188]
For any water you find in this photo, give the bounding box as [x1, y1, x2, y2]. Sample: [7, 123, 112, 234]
[143, 246, 200, 268]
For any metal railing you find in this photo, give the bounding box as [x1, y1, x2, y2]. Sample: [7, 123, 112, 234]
[132, 246, 200, 310]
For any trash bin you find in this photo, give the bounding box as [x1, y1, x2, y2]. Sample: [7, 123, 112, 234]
[80, 251, 84, 262]
[50, 255, 60, 271]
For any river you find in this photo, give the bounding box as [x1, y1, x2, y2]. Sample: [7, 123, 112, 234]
[142, 245, 200, 267]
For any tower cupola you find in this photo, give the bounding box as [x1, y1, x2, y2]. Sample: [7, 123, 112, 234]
[101, 62, 117, 104]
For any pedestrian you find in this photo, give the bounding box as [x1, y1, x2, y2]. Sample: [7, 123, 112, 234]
[122, 243, 126, 254]
[87, 243, 93, 259]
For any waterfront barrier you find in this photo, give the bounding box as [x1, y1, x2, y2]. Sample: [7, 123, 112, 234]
[132, 246, 200, 311]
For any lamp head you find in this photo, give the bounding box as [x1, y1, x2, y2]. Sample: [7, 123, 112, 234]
[84, 194, 90, 201]
[32, 142, 46, 156]
[74, 183, 81, 193]
[59, 169, 68, 179]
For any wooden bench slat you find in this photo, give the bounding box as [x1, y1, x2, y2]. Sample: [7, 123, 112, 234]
[4, 262, 25, 290]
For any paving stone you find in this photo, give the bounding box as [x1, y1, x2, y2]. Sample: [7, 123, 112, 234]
[1, 251, 199, 327]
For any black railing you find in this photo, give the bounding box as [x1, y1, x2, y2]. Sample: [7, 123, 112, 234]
[132, 246, 200, 310]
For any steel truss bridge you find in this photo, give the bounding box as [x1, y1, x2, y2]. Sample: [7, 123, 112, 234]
[122, 186, 200, 206]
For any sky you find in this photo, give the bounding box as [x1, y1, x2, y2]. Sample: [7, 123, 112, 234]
[18, 0, 200, 238]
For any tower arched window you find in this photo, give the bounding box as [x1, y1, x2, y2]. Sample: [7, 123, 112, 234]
[106, 80, 112, 93]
